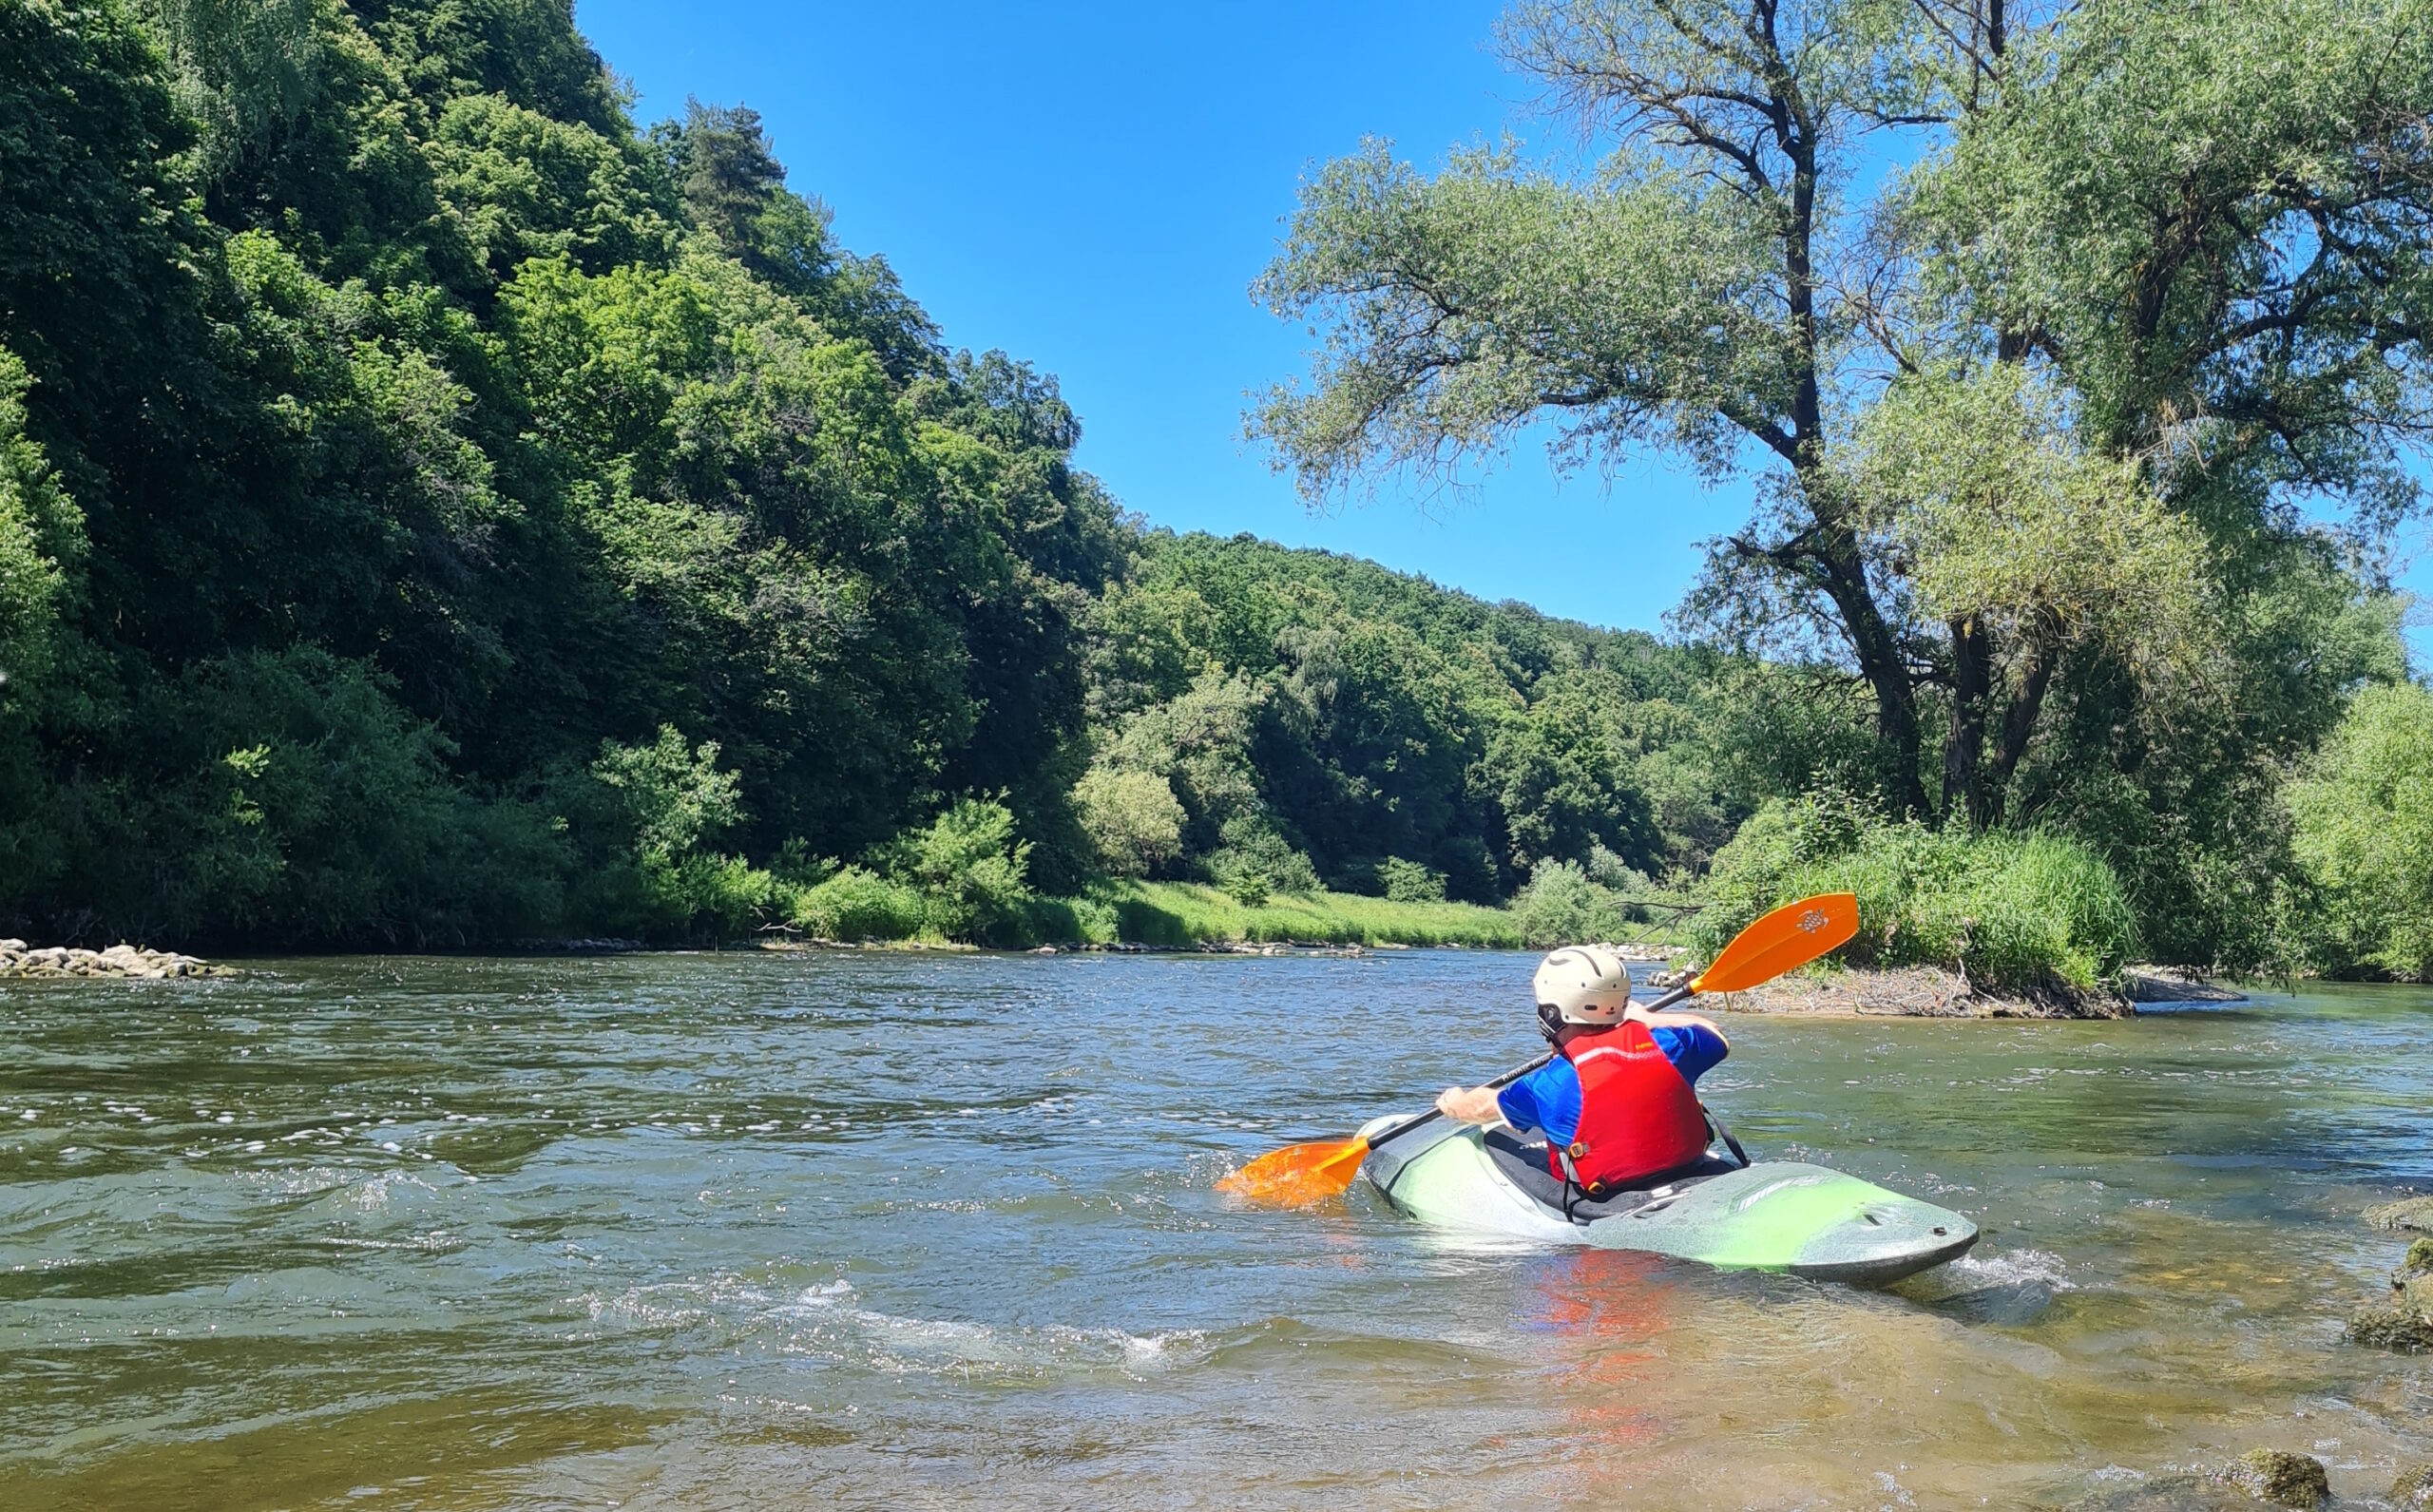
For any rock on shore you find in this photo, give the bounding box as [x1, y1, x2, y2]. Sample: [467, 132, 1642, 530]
[0, 940, 218, 979]
[1692, 965, 2135, 1019]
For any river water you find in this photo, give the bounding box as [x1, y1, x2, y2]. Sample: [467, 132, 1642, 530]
[2, 950, 2427, 1509]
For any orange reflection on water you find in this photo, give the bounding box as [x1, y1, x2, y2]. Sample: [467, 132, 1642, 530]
[1518, 1247, 1687, 1461]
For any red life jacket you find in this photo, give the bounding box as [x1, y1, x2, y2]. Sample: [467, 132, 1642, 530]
[1547, 1019, 1712, 1194]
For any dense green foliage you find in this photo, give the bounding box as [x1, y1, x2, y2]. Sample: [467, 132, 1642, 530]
[0, 0, 1121, 944]
[2287, 684, 2433, 981]
[0, 0, 2424, 974]
[1077, 531, 1748, 898]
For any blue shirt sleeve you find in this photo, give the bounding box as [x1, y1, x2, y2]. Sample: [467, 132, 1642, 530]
[1648, 1023, 1729, 1086]
[1495, 1058, 1581, 1144]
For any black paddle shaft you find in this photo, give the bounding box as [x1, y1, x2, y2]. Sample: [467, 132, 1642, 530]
[1364, 982, 1696, 1155]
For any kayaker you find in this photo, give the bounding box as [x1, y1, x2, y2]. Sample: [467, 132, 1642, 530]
[1433, 945, 1730, 1197]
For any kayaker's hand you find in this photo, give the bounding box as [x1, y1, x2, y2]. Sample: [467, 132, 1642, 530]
[1435, 1084, 1503, 1125]
[1627, 999, 1728, 1045]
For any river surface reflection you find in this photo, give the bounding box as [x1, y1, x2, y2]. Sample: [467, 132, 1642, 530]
[2, 950, 2427, 1508]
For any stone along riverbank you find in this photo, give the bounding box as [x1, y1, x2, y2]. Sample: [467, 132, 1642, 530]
[0, 940, 218, 979]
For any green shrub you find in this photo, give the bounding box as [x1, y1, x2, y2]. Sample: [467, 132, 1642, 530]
[1072, 766, 1186, 877]
[111, 647, 569, 944]
[1216, 866, 1270, 907]
[776, 798, 1042, 946]
[1513, 860, 1636, 947]
[1585, 843, 1655, 894]
[0, 347, 81, 715]
[1378, 855, 1447, 902]
[2288, 680, 2433, 979]
[876, 797, 1037, 945]
[787, 865, 923, 940]
[565, 725, 771, 941]
[1692, 794, 2136, 995]
[1204, 813, 1319, 904]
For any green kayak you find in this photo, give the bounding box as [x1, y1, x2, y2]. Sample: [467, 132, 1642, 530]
[1356, 1116, 1978, 1286]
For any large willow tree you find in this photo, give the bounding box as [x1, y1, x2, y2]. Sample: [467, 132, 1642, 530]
[1253, 0, 2427, 890]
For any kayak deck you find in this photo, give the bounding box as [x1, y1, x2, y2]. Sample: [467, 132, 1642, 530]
[1358, 1118, 1978, 1285]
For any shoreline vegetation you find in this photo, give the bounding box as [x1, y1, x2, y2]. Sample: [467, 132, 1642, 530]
[2, 906, 2247, 1021]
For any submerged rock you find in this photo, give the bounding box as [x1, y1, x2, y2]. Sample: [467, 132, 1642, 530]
[2058, 1474, 2277, 1511]
[2212, 1451, 2328, 1508]
[2059, 1455, 2331, 1511]
[2345, 1300, 2433, 1352]
[2366, 1195, 2433, 1233]
[2391, 1464, 2433, 1510]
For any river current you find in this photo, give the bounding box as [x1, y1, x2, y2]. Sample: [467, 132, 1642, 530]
[2, 950, 2427, 1508]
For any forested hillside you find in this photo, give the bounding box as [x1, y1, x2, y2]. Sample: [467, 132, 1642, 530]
[0, 0, 1739, 948]
[0, 0, 1127, 941]
[0, 0, 2425, 980]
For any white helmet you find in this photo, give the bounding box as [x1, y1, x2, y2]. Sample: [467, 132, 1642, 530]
[1533, 945, 1634, 1025]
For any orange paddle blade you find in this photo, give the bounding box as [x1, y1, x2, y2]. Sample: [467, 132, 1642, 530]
[1216, 1135, 1372, 1206]
[1692, 891, 1858, 993]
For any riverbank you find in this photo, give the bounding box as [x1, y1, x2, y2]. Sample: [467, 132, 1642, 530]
[1662, 963, 2247, 1019]
[1684, 965, 2122, 1018]
[0, 912, 2237, 1017]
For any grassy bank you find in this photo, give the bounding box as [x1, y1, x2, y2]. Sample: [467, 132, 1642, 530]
[784, 869, 1533, 949]
[1690, 795, 2138, 999]
[1067, 881, 1527, 948]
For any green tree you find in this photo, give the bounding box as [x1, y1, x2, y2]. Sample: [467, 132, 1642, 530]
[1250, 0, 2426, 962]
[1255, 0, 2423, 804]
[2288, 681, 2433, 980]
[0, 349, 82, 714]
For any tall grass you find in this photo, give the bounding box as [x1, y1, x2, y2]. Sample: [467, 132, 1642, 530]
[781, 875, 1526, 948]
[1692, 795, 2137, 997]
[1091, 881, 1526, 947]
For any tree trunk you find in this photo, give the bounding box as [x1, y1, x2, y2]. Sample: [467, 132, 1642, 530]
[1985, 607, 2061, 823]
[1811, 528, 1929, 815]
[1944, 615, 1994, 827]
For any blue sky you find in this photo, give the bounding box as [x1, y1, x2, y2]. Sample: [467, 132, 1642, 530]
[571, 0, 2428, 660]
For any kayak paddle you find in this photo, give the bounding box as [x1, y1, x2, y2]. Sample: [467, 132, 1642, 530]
[1216, 891, 1859, 1207]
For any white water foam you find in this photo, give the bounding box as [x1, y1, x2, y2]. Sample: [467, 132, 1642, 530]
[576, 1274, 1207, 1380]
[780, 1279, 1208, 1376]
[1943, 1247, 2076, 1292]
